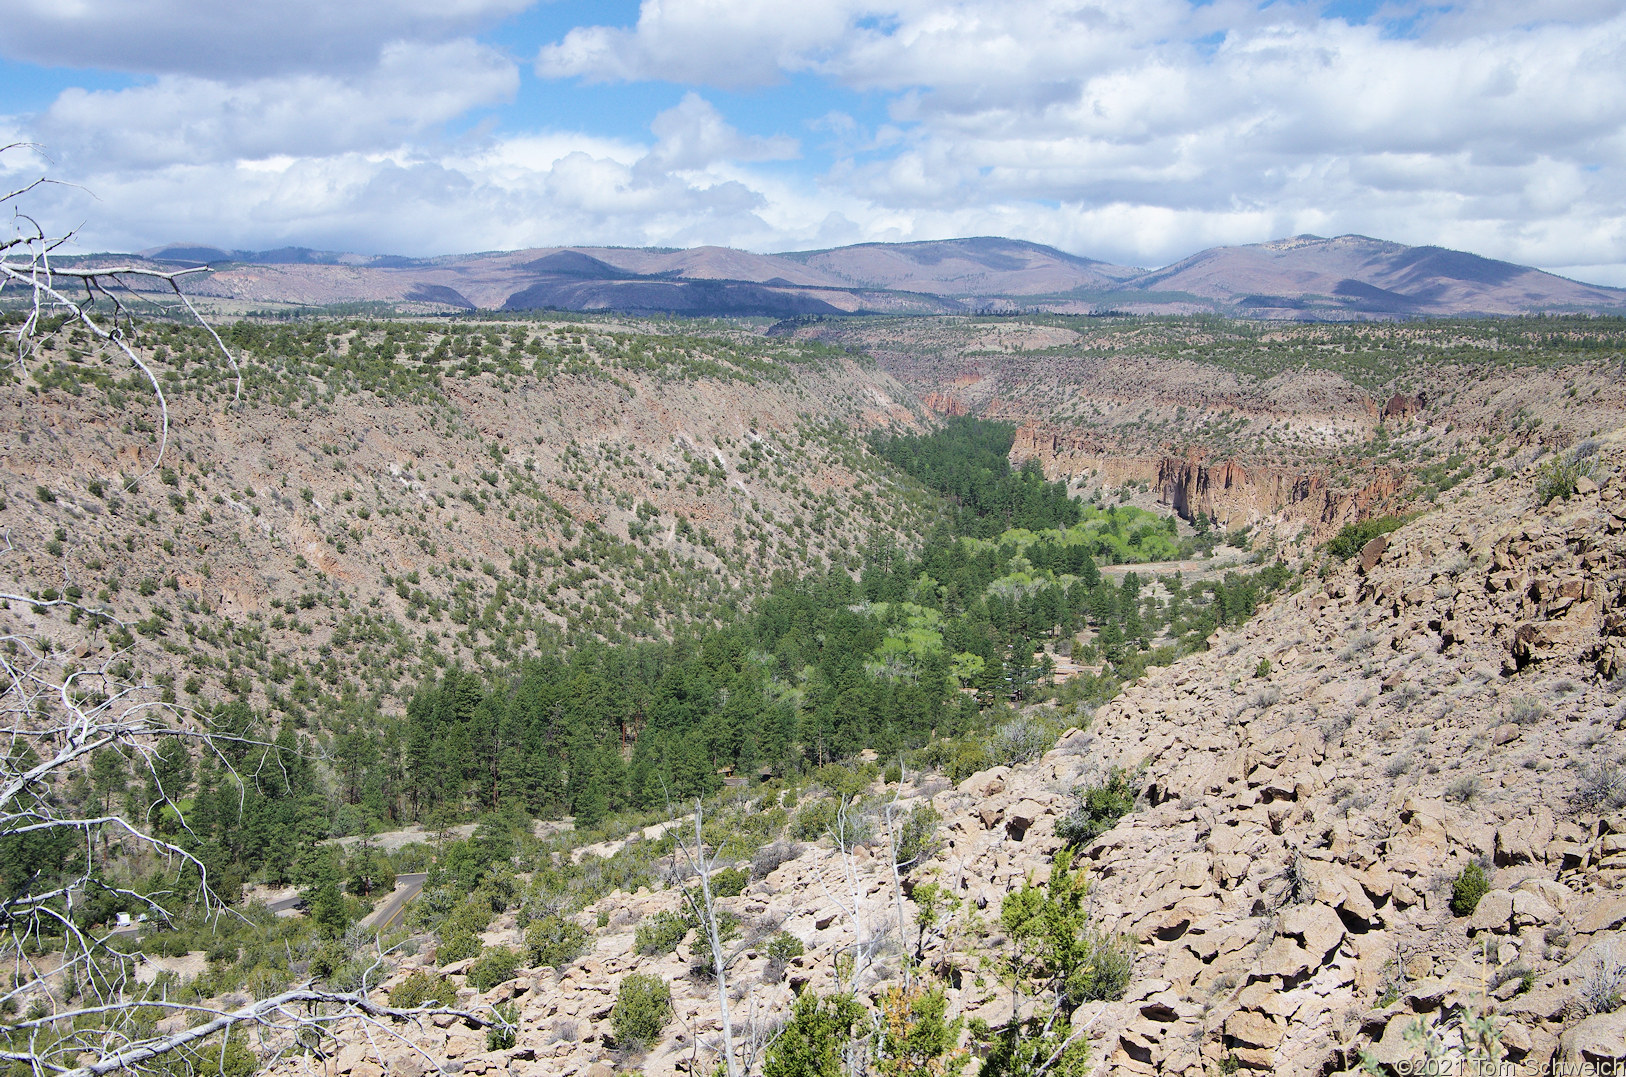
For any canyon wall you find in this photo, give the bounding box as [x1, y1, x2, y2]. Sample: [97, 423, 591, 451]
[1013, 422, 1406, 539]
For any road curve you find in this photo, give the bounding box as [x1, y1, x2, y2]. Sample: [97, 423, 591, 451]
[360, 872, 428, 933]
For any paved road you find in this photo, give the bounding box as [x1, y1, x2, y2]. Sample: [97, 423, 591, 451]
[360, 873, 428, 933]
[267, 893, 304, 916]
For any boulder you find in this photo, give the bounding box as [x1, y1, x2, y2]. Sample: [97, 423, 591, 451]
[388, 1055, 427, 1077]
[1279, 902, 1346, 961]
[1258, 936, 1311, 979]
[1510, 889, 1561, 928]
[335, 1044, 368, 1074]
[1005, 799, 1045, 839]
[1468, 890, 1516, 934]
[958, 768, 1009, 798]
[1224, 1009, 1284, 1050]
[1368, 1011, 1425, 1071]
[1138, 990, 1189, 1023]
[1576, 896, 1626, 935]
[1359, 535, 1389, 575]
[1561, 1011, 1626, 1066]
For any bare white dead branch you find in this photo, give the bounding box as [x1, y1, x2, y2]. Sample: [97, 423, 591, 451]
[3, 147, 243, 480]
[37, 987, 492, 1077]
[816, 795, 884, 995]
[669, 794, 740, 1077]
[0, 144, 441, 1077]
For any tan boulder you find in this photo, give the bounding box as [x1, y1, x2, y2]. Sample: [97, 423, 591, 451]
[1369, 1012, 1426, 1071]
[1496, 814, 1555, 866]
[1116, 1020, 1165, 1067]
[1224, 1009, 1284, 1050]
[1237, 979, 1298, 1019]
[1576, 896, 1626, 934]
[335, 1044, 368, 1074]
[958, 767, 1009, 798]
[1512, 602, 1600, 664]
[1468, 890, 1516, 934]
[1510, 889, 1561, 928]
[1258, 936, 1311, 979]
[1561, 1011, 1626, 1066]
[1499, 1019, 1533, 1059]
[387, 1055, 427, 1077]
[1279, 902, 1346, 960]
[1005, 799, 1046, 838]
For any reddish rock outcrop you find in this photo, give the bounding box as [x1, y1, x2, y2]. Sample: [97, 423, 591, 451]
[1153, 453, 1404, 538]
[1013, 419, 1408, 540]
[1382, 391, 1426, 422]
[1011, 423, 1166, 491]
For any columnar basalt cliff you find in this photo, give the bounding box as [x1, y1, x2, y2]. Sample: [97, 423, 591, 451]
[1010, 422, 1168, 491]
[920, 390, 971, 416]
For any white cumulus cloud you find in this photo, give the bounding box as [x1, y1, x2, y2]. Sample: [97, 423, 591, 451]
[1, 0, 1624, 281]
[0, 0, 535, 76]
[35, 40, 519, 169]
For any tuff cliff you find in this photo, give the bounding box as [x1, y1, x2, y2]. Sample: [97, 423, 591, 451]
[1152, 453, 1406, 538]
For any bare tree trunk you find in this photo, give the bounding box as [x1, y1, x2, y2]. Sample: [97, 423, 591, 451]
[668, 795, 738, 1077]
[816, 796, 875, 993]
[881, 773, 913, 990]
[693, 800, 739, 1077]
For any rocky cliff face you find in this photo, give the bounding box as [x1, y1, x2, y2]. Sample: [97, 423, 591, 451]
[921, 391, 970, 416]
[1011, 422, 1407, 540]
[1010, 423, 1168, 492]
[1153, 453, 1406, 537]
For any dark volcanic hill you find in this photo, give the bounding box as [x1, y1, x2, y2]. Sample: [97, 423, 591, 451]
[113, 233, 1626, 318]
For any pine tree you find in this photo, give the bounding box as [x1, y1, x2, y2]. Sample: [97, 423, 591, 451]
[306, 856, 350, 940]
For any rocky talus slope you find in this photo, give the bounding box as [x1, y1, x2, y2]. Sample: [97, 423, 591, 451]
[269, 445, 1626, 1076]
[1051, 448, 1626, 1075]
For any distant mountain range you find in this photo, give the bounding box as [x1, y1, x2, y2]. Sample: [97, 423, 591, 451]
[123, 234, 1626, 319]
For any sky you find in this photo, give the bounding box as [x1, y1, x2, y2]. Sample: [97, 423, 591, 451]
[2, 0, 1624, 284]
